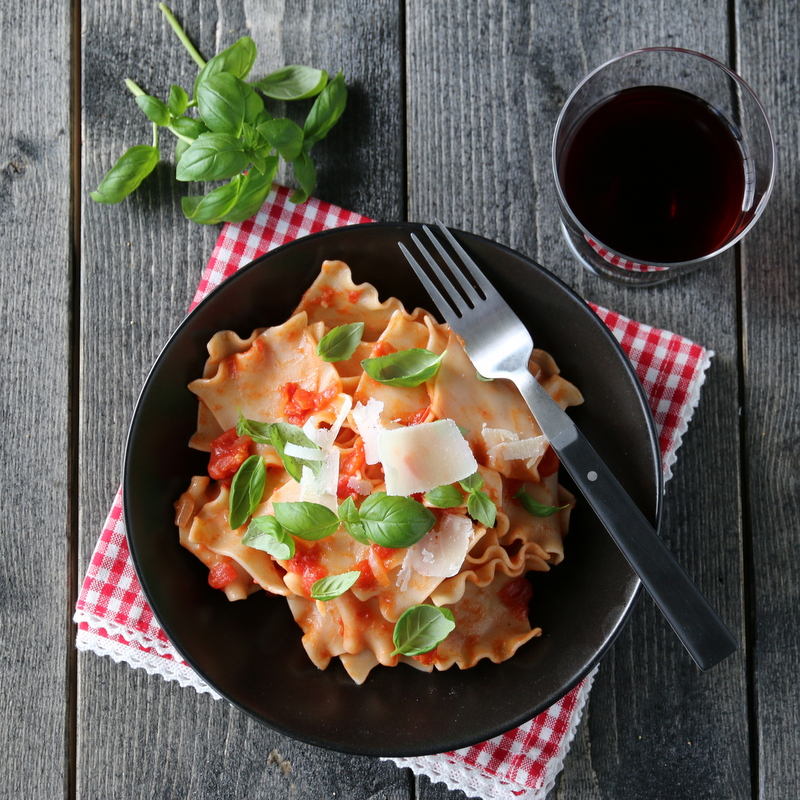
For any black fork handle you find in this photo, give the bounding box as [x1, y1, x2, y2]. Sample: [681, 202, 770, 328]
[512, 369, 739, 670]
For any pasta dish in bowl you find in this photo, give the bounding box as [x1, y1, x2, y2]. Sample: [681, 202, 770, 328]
[124, 223, 660, 755]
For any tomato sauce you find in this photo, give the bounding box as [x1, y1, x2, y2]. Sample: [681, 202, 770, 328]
[281, 382, 337, 426]
[208, 561, 238, 589]
[337, 438, 366, 498]
[537, 445, 560, 477]
[498, 576, 533, 621]
[208, 428, 253, 482]
[353, 558, 377, 590]
[369, 340, 396, 358]
[347, 289, 363, 304]
[285, 545, 327, 595]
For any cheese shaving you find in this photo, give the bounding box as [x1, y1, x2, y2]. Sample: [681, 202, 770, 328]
[351, 398, 385, 464]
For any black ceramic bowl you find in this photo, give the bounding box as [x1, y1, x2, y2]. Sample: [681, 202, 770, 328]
[124, 222, 661, 757]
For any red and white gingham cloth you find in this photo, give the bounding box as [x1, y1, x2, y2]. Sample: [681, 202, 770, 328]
[74, 185, 713, 800]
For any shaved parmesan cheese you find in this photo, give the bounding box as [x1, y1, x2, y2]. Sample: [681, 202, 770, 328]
[346, 476, 373, 496]
[380, 419, 477, 496]
[351, 398, 385, 464]
[299, 448, 340, 511]
[482, 425, 547, 468]
[303, 394, 353, 450]
[284, 442, 326, 461]
[399, 513, 474, 581]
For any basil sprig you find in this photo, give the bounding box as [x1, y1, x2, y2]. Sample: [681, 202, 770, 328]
[459, 473, 497, 528]
[237, 413, 323, 481]
[391, 605, 456, 656]
[317, 322, 365, 362]
[361, 349, 444, 387]
[515, 486, 568, 518]
[91, 4, 347, 221]
[274, 502, 340, 540]
[242, 514, 295, 560]
[228, 455, 266, 529]
[310, 571, 360, 601]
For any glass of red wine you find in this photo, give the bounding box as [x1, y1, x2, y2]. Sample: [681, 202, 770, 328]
[552, 48, 775, 285]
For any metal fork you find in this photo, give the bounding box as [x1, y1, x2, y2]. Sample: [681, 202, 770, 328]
[399, 220, 738, 671]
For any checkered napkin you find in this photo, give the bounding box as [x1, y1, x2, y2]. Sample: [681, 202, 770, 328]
[74, 185, 713, 800]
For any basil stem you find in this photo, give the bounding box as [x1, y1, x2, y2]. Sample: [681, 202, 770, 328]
[158, 3, 206, 68]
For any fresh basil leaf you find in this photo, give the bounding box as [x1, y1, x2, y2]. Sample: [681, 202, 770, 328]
[303, 70, 347, 149]
[221, 163, 277, 223]
[136, 94, 171, 126]
[459, 472, 484, 493]
[268, 421, 324, 481]
[91, 145, 160, 204]
[476, 371, 494, 382]
[317, 322, 364, 362]
[252, 65, 329, 100]
[175, 132, 249, 181]
[338, 496, 360, 524]
[310, 571, 360, 601]
[289, 150, 316, 205]
[236, 411, 273, 443]
[242, 514, 295, 560]
[175, 138, 190, 163]
[171, 115, 207, 139]
[514, 486, 568, 517]
[467, 490, 497, 528]
[337, 496, 371, 544]
[424, 484, 463, 509]
[181, 176, 243, 224]
[252, 108, 273, 127]
[242, 81, 265, 123]
[193, 35, 258, 97]
[241, 122, 260, 151]
[361, 349, 444, 388]
[391, 604, 456, 656]
[274, 501, 339, 540]
[256, 118, 304, 161]
[358, 492, 435, 549]
[196, 72, 248, 136]
[229, 455, 266, 529]
[168, 85, 189, 117]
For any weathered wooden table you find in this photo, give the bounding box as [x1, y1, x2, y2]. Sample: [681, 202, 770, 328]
[3, 0, 798, 797]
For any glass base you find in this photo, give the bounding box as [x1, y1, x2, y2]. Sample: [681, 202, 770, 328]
[560, 221, 701, 287]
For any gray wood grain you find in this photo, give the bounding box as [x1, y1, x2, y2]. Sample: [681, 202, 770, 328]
[405, 1, 749, 798]
[76, 1, 410, 798]
[737, 0, 800, 797]
[0, 0, 71, 797]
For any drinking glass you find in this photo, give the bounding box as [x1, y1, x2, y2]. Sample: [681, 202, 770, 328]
[552, 48, 775, 285]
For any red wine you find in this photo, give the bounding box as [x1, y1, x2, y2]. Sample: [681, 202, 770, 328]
[559, 86, 746, 263]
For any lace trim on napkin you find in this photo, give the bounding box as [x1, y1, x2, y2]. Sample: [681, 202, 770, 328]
[386, 667, 596, 800]
[74, 609, 220, 699]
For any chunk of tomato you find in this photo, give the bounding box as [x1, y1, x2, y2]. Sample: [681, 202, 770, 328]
[208, 562, 238, 589]
[208, 428, 252, 482]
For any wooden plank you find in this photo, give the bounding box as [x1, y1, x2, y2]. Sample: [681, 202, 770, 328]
[736, 0, 800, 796]
[405, 1, 750, 798]
[0, 0, 71, 797]
[77, 1, 408, 798]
